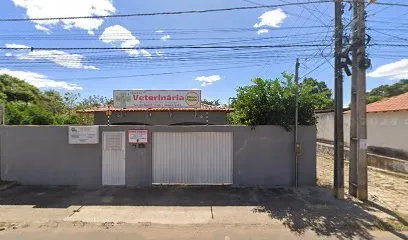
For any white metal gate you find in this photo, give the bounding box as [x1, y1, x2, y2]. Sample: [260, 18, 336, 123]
[102, 132, 126, 185]
[152, 132, 233, 185]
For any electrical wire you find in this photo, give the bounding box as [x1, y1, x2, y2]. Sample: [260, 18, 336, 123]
[0, 1, 332, 22]
[0, 44, 333, 51]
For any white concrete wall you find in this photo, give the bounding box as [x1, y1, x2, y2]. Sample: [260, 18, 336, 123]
[316, 111, 408, 154]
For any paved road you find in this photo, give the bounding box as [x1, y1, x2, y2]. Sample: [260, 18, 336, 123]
[1, 224, 406, 240]
[0, 185, 407, 239]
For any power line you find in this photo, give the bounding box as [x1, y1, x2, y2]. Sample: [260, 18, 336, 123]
[0, 44, 332, 51]
[242, 0, 319, 22]
[300, 58, 328, 79]
[0, 26, 333, 34]
[373, 43, 408, 47]
[0, 32, 333, 44]
[241, 0, 317, 78]
[51, 64, 264, 81]
[0, 1, 332, 22]
[375, 2, 408, 8]
[370, 29, 408, 42]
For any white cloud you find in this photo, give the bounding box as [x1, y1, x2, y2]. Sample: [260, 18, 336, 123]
[140, 49, 152, 58]
[34, 24, 51, 33]
[5, 43, 98, 70]
[368, 59, 408, 79]
[257, 29, 269, 35]
[155, 30, 164, 33]
[195, 75, 221, 87]
[191, 88, 200, 90]
[5, 43, 30, 49]
[0, 68, 82, 90]
[155, 50, 165, 57]
[254, 8, 287, 28]
[11, 0, 115, 34]
[161, 35, 171, 41]
[100, 25, 151, 57]
[84, 65, 99, 70]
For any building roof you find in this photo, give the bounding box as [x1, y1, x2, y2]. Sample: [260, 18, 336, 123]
[77, 103, 234, 113]
[366, 92, 408, 113]
[316, 93, 408, 114]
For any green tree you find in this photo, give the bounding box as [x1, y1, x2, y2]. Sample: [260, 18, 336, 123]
[0, 74, 59, 125]
[77, 95, 111, 109]
[0, 74, 111, 125]
[73, 95, 112, 125]
[230, 73, 333, 129]
[0, 74, 41, 103]
[367, 79, 408, 104]
[202, 99, 221, 106]
[6, 101, 56, 125]
[301, 77, 334, 110]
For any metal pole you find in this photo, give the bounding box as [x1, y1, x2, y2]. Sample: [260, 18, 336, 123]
[334, 0, 344, 199]
[107, 105, 111, 126]
[356, 0, 368, 201]
[294, 58, 300, 188]
[349, 0, 358, 198]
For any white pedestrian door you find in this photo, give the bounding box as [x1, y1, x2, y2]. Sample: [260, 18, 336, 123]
[153, 132, 233, 185]
[102, 132, 126, 185]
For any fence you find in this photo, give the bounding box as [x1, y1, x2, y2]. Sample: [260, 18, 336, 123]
[0, 125, 316, 187]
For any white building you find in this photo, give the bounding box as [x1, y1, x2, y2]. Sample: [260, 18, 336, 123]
[316, 92, 408, 159]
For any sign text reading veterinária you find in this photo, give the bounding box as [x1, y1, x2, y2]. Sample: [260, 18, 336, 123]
[113, 90, 201, 108]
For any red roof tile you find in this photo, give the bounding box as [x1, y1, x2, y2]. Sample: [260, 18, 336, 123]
[366, 92, 408, 113]
[77, 103, 234, 113]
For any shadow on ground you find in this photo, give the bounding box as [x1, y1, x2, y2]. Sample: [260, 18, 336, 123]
[0, 185, 406, 239]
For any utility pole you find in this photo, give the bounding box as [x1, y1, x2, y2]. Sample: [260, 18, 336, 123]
[334, 0, 344, 199]
[294, 58, 300, 188]
[350, 0, 368, 201]
[356, 0, 368, 201]
[349, 0, 358, 198]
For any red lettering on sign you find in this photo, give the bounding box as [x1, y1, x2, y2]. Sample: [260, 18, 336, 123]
[131, 94, 190, 102]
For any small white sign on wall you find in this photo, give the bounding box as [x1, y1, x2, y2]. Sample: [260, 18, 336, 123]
[69, 126, 99, 144]
[360, 139, 368, 150]
[128, 129, 148, 144]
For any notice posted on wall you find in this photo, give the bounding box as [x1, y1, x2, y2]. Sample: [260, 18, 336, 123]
[68, 126, 99, 144]
[128, 129, 148, 144]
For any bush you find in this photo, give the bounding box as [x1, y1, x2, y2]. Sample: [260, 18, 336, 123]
[230, 73, 333, 129]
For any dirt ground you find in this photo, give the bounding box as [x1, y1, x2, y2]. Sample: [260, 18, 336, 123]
[317, 154, 408, 219]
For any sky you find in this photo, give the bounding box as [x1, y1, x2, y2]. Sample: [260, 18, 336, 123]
[0, 0, 407, 105]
